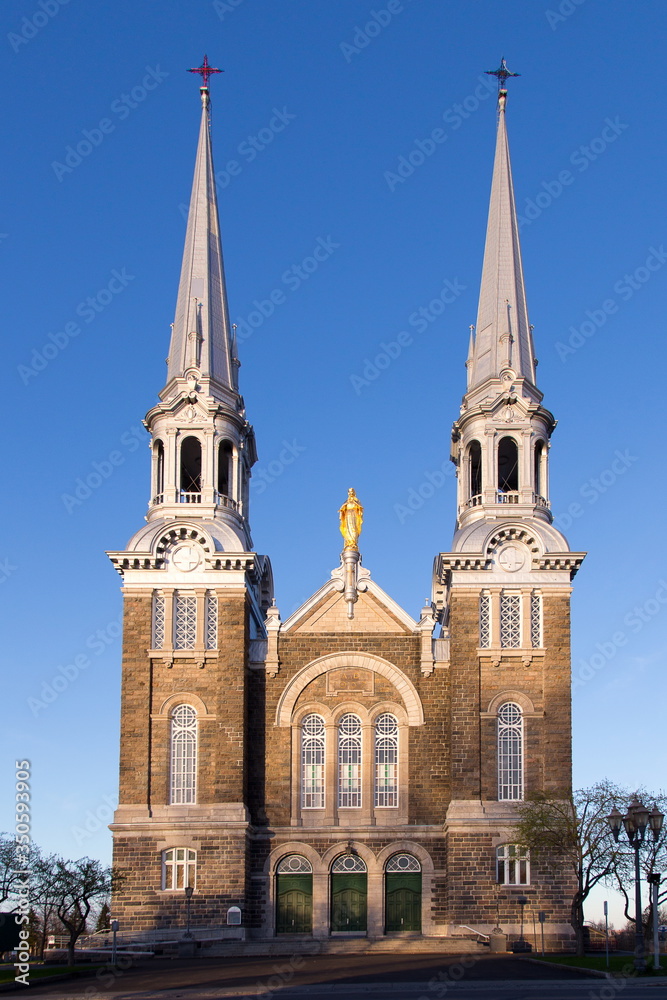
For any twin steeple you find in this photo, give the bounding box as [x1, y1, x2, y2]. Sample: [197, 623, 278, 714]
[140, 62, 256, 554]
[468, 80, 536, 391]
[452, 63, 557, 534]
[166, 75, 237, 399]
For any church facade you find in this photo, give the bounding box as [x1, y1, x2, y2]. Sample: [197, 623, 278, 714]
[109, 66, 584, 949]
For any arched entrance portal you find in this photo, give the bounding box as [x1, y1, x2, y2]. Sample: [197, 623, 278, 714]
[331, 854, 367, 933]
[275, 855, 312, 934]
[385, 854, 421, 932]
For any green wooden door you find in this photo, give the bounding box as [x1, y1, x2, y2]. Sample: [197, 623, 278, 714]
[385, 873, 421, 931]
[276, 874, 312, 934]
[331, 873, 367, 932]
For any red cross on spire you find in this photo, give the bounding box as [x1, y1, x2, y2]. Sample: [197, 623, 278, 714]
[187, 54, 223, 90]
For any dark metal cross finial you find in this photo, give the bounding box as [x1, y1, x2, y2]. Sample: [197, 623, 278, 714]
[187, 54, 223, 90]
[485, 56, 520, 91]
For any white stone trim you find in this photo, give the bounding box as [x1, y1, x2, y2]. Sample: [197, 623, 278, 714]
[275, 652, 424, 727]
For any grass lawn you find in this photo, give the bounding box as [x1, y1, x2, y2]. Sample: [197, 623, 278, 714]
[0, 964, 103, 984]
[535, 954, 667, 976]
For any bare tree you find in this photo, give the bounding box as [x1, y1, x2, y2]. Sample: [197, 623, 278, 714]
[513, 781, 623, 955]
[0, 833, 32, 904]
[50, 858, 116, 966]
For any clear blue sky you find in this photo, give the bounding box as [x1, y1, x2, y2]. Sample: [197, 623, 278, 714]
[2, 0, 665, 928]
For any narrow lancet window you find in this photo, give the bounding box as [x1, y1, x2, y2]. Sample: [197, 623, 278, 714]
[180, 436, 202, 502]
[497, 436, 519, 494]
[217, 441, 233, 499]
[374, 713, 398, 807]
[530, 591, 542, 648]
[338, 714, 362, 808]
[469, 440, 482, 502]
[170, 705, 197, 804]
[498, 703, 523, 801]
[301, 714, 325, 809]
[154, 440, 164, 504]
[205, 592, 218, 649]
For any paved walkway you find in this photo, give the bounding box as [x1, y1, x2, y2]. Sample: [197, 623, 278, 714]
[11, 955, 665, 999]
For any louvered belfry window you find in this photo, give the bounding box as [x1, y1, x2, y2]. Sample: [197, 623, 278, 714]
[174, 592, 197, 649]
[500, 593, 521, 648]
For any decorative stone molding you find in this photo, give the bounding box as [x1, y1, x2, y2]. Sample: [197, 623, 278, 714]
[275, 652, 425, 727]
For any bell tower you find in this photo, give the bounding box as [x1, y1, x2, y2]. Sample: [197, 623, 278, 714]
[108, 60, 273, 932]
[433, 62, 585, 941]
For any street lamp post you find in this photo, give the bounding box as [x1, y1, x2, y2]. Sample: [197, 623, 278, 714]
[647, 872, 662, 971]
[607, 796, 664, 973]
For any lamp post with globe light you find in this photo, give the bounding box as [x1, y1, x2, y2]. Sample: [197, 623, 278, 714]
[607, 797, 664, 972]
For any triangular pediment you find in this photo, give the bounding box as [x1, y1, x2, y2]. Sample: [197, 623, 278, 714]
[282, 574, 416, 635]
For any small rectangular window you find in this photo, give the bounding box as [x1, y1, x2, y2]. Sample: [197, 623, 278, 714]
[162, 848, 196, 889]
[496, 844, 530, 885]
[479, 592, 491, 648]
[500, 593, 521, 648]
[152, 593, 165, 649]
[530, 592, 542, 648]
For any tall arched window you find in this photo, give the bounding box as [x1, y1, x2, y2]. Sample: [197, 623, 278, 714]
[170, 705, 197, 804]
[154, 440, 164, 503]
[497, 436, 519, 493]
[534, 440, 544, 497]
[374, 713, 398, 807]
[469, 440, 482, 501]
[180, 436, 202, 501]
[498, 702, 523, 801]
[338, 714, 362, 808]
[217, 441, 233, 499]
[301, 714, 325, 809]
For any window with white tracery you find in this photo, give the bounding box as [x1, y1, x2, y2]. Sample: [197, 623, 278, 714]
[205, 592, 218, 649]
[479, 592, 491, 648]
[500, 593, 521, 648]
[170, 705, 197, 804]
[301, 714, 325, 809]
[338, 714, 362, 808]
[530, 591, 542, 648]
[374, 713, 398, 807]
[162, 848, 196, 889]
[152, 592, 165, 649]
[498, 702, 523, 801]
[174, 592, 197, 650]
[496, 844, 530, 885]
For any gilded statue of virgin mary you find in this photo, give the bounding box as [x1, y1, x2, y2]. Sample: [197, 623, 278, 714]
[339, 488, 363, 551]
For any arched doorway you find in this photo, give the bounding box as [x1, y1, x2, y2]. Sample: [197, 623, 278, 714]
[330, 853, 367, 933]
[275, 855, 312, 934]
[385, 854, 421, 932]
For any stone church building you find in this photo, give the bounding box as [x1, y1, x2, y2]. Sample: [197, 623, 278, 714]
[108, 65, 584, 949]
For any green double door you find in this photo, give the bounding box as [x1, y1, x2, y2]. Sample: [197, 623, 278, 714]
[276, 874, 312, 934]
[331, 873, 367, 932]
[385, 872, 421, 931]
